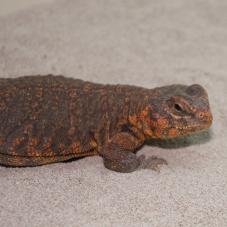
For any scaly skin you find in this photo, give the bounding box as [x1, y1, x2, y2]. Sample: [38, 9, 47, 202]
[0, 75, 213, 172]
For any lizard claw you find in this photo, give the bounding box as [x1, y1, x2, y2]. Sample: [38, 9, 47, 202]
[138, 155, 168, 172]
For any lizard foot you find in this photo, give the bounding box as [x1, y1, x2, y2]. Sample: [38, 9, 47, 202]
[103, 152, 142, 173]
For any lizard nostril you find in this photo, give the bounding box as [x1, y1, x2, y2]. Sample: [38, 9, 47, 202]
[199, 112, 213, 124]
[199, 113, 204, 118]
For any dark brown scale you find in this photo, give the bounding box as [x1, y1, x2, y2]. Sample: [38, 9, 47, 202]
[0, 75, 213, 172]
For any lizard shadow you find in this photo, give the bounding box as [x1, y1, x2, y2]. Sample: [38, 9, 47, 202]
[62, 156, 85, 163]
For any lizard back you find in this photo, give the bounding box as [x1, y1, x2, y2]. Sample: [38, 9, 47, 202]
[0, 75, 108, 166]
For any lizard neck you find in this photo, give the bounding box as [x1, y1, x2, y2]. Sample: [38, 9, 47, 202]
[128, 88, 156, 139]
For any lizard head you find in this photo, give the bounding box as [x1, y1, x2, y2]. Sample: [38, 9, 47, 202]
[141, 84, 213, 139]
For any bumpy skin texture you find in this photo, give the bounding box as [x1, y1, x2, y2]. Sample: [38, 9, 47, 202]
[0, 75, 213, 172]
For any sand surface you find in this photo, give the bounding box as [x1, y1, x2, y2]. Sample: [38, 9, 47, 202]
[0, 0, 227, 226]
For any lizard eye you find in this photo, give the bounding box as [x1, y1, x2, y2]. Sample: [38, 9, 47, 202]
[167, 97, 191, 116]
[174, 103, 183, 112]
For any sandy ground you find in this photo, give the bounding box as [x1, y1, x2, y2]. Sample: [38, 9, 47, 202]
[0, 0, 227, 226]
[0, 0, 54, 16]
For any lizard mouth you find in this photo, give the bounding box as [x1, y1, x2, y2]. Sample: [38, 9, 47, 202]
[175, 113, 213, 132]
[175, 124, 210, 130]
[174, 122, 212, 135]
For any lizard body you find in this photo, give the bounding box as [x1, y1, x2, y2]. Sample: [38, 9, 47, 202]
[0, 75, 212, 172]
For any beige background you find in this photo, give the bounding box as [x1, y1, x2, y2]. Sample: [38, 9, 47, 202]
[0, 0, 53, 16]
[0, 0, 227, 226]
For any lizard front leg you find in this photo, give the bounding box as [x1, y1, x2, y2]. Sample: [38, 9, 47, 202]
[100, 132, 145, 173]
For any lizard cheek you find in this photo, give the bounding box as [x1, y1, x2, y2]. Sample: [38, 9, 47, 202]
[144, 129, 153, 137]
[168, 128, 179, 137]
